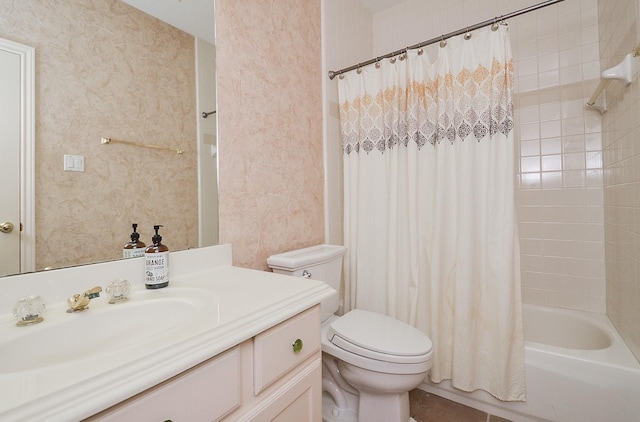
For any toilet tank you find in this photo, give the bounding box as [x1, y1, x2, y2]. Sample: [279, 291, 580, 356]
[267, 244, 347, 319]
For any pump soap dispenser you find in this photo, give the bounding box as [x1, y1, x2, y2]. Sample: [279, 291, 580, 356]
[123, 223, 146, 258]
[144, 225, 169, 289]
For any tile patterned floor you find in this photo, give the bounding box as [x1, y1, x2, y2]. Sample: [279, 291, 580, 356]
[409, 389, 512, 422]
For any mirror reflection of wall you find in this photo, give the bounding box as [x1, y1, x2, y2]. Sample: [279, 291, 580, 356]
[196, 38, 218, 249]
[0, 0, 203, 274]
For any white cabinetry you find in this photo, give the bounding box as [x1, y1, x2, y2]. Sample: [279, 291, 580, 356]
[87, 305, 322, 422]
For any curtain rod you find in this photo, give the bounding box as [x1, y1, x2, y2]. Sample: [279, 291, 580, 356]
[328, 0, 565, 80]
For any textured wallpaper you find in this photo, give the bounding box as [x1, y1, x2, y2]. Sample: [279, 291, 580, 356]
[0, 0, 198, 270]
[216, 0, 325, 270]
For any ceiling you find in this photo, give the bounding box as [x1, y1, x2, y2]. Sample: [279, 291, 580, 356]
[357, 0, 406, 14]
[120, 0, 406, 45]
[122, 0, 215, 44]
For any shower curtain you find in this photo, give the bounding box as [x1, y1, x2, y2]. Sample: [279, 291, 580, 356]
[338, 25, 525, 401]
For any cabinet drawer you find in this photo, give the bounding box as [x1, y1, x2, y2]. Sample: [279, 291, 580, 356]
[89, 347, 241, 422]
[253, 305, 320, 394]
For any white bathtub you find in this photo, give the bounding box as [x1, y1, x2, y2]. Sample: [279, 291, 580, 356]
[419, 304, 640, 422]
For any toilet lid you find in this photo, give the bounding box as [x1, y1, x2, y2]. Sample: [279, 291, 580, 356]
[327, 309, 432, 364]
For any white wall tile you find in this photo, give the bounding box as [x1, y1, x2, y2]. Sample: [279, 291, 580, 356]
[542, 171, 563, 188]
[541, 137, 562, 154]
[542, 154, 562, 171]
[562, 134, 586, 152]
[523, 287, 546, 304]
[521, 139, 541, 156]
[541, 120, 562, 138]
[599, 0, 640, 359]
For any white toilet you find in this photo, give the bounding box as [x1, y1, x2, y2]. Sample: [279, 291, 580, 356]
[267, 245, 433, 422]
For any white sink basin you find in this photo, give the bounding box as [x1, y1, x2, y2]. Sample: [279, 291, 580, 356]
[0, 287, 218, 373]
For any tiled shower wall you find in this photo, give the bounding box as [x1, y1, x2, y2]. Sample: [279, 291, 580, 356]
[324, 0, 607, 313]
[598, 0, 640, 359]
[509, 0, 606, 313]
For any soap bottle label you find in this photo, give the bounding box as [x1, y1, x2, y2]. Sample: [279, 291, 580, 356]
[124, 247, 145, 259]
[145, 252, 169, 286]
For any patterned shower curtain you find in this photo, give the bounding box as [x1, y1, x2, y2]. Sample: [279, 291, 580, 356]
[338, 25, 525, 401]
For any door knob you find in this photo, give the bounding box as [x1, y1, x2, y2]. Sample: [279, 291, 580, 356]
[0, 222, 14, 233]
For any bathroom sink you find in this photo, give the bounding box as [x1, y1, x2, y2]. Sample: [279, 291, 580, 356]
[0, 287, 219, 373]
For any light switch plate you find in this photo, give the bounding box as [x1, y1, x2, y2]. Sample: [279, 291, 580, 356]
[64, 154, 85, 172]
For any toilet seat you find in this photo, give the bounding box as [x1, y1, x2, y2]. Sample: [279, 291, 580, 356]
[327, 309, 432, 365]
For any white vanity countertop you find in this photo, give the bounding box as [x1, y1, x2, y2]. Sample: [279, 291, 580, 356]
[0, 245, 335, 422]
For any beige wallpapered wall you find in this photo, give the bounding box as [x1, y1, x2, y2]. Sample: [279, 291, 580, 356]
[216, 0, 325, 270]
[0, 0, 198, 271]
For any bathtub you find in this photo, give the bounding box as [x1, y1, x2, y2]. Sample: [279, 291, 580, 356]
[418, 304, 640, 422]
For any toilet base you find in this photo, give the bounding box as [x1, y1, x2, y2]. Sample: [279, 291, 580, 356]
[322, 391, 418, 422]
[322, 392, 357, 422]
[358, 390, 410, 422]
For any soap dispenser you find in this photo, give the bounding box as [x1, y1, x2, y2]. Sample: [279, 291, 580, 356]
[144, 225, 169, 289]
[123, 223, 146, 258]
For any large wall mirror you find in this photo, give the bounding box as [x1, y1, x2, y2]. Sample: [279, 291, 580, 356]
[0, 0, 217, 277]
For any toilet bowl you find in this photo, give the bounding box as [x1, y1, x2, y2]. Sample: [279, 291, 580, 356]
[321, 311, 432, 422]
[267, 245, 433, 422]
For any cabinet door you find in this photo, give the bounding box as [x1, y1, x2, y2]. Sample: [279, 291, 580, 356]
[88, 347, 241, 422]
[270, 382, 316, 422]
[237, 357, 321, 422]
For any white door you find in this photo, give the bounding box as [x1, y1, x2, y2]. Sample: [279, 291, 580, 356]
[0, 39, 35, 276]
[0, 47, 21, 276]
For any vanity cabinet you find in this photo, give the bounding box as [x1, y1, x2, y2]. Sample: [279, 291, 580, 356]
[86, 347, 242, 421]
[87, 305, 322, 422]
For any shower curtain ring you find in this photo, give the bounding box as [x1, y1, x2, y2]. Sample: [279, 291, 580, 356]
[439, 35, 447, 48]
[400, 48, 407, 61]
[417, 47, 424, 55]
[491, 17, 499, 31]
[356, 63, 362, 74]
[464, 27, 472, 40]
[375, 57, 381, 69]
